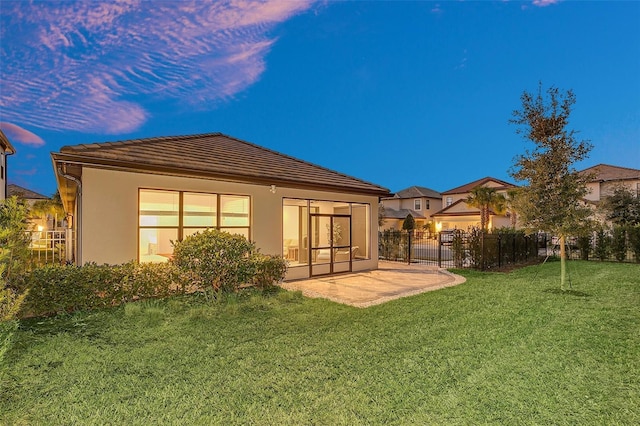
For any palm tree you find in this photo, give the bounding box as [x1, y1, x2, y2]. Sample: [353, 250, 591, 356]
[505, 188, 520, 228]
[465, 186, 506, 231]
[30, 191, 65, 228]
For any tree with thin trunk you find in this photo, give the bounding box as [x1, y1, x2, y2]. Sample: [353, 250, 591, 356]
[509, 84, 593, 290]
[465, 186, 506, 232]
[402, 213, 416, 231]
[505, 188, 519, 228]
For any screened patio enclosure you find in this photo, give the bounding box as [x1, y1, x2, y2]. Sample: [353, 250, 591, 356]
[283, 199, 370, 277]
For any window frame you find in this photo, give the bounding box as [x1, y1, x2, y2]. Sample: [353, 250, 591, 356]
[138, 188, 251, 262]
[282, 197, 372, 269]
[414, 199, 421, 211]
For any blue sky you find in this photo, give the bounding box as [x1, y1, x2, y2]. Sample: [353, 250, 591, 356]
[2, 0, 639, 197]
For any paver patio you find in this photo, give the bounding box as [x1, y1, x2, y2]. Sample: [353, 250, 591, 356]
[280, 261, 466, 308]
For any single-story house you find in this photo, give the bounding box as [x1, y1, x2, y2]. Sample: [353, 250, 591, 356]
[380, 186, 442, 231]
[432, 177, 516, 231]
[1, 129, 16, 201]
[51, 132, 390, 280]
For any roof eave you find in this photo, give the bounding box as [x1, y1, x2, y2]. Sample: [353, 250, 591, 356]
[52, 152, 391, 197]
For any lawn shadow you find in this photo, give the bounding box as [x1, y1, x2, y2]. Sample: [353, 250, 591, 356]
[543, 288, 591, 298]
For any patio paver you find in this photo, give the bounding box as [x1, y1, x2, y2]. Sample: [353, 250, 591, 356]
[279, 261, 466, 308]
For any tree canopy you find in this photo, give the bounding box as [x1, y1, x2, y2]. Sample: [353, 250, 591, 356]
[509, 84, 593, 236]
[402, 214, 416, 231]
[600, 187, 640, 226]
[465, 186, 506, 231]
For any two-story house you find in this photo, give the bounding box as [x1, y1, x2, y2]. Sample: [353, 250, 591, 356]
[432, 177, 517, 232]
[380, 186, 442, 231]
[580, 164, 640, 202]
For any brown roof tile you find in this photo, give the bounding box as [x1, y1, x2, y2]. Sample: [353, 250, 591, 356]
[53, 132, 390, 196]
[7, 184, 48, 200]
[386, 185, 441, 200]
[579, 164, 640, 182]
[441, 176, 516, 195]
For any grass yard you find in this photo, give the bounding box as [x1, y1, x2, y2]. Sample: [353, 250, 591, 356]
[2, 261, 639, 425]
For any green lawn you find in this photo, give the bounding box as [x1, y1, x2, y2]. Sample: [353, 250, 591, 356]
[2, 261, 639, 425]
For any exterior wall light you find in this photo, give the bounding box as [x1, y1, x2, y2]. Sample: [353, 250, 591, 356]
[270, 185, 277, 194]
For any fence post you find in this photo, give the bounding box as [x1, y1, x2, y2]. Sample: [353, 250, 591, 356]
[498, 234, 502, 268]
[437, 232, 442, 268]
[481, 232, 485, 271]
[407, 230, 412, 265]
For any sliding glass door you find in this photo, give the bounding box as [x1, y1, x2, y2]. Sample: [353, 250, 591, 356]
[310, 213, 352, 276]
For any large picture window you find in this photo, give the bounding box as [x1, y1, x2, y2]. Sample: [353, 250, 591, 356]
[139, 189, 250, 263]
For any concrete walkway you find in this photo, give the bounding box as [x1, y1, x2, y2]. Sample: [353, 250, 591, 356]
[279, 261, 466, 308]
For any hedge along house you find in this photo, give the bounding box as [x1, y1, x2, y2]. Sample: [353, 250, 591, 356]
[51, 133, 390, 280]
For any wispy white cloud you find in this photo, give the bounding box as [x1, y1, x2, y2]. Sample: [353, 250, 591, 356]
[455, 49, 468, 70]
[0, 0, 314, 134]
[532, 0, 560, 7]
[0, 122, 46, 147]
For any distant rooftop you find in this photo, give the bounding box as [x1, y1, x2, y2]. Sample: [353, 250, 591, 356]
[386, 185, 441, 200]
[7, 184, 48, 200]
[579, 164, 640, 182]
[442, 177, 516, 195]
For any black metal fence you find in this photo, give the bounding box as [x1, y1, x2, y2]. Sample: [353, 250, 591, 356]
[547, 229, 639, 263]
[379, 229, 542, 270]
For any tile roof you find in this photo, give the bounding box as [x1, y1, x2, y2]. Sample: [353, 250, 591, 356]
[7, 184, 48, 200]
[52, 133, 390, 196]
[441, 176, 516, 195]
[388, 185, 441, 200]
[0, 129, 16, 154]
[432, 199, 501, 217]
[382, 208, 426, 220]
[579, 164, 640, 182]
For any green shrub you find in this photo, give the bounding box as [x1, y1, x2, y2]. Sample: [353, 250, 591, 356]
[629, 225, 640, 263]
[172, 230, 256, 293]
[379, 230, 403, 261]
[0, 196, 32, 281]
[577, 234, 592, 260]
[467, 227, 483, 269]
[611, 226, 628, 262]
[126, 261, 183, 300]
[402, 214, 416, 231]
[17, 261, 183, 317]
[250, 253, 288, 290]
[451, 230, 465, 268]
[594, 228, 611, 261]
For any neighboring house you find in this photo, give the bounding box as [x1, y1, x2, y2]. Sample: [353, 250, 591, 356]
[7, 184, 52, 231]
[432, 177, 517, 231]
[380, 186, 442, 231]
[0, 129, 16, 201]
[580, 164, 640, 202]
[51, 132, 390, 280]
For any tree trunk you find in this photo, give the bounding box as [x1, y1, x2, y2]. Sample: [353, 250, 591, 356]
[560, 234, 566, 290]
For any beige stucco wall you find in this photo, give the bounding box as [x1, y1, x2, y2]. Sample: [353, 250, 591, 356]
[584, 182, 600, 202]
[0, 149, 6, 200]
[80, 167, 379, 280]
[585, 180, 640, 202]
